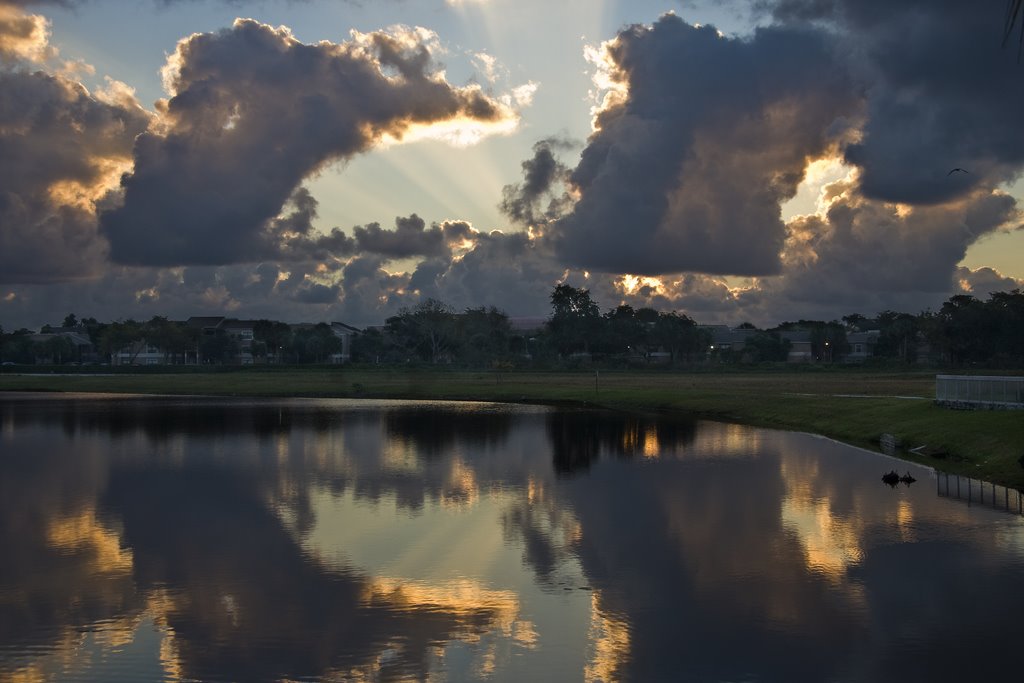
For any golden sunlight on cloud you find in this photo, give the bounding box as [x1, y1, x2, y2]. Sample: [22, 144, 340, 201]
[584, 40, 629, 132]
[374, 111, 520, 149]
[615, 274, 664, 297]
[47, 157, 132, 211]
[199, 285, 240, 311]
[134, 287, 159, 303]
[348, 25, 446, 75]
[0, 5, 54, 63]
[781, 156, 857, 221]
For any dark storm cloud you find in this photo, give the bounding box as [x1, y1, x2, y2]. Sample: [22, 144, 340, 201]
[0, 69, 150, 284]
[411, 229, 564, 315]
[953, 266, 1024, 298]
[293, 282, 340, 304]
[99, 18, 513, 267]
[764, 185, 1018, 321]
[499, 136, 576, 226]
[768, 0, 1024, 204]
[353, 214, 447, 259]
[553, 14, 858, 277]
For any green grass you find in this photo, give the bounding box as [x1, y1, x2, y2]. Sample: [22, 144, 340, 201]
[3, 367, 1022, 488]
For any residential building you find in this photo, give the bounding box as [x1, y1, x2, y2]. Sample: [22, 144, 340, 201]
[329, 322, 361, 363]
[846, 330, 881, 363]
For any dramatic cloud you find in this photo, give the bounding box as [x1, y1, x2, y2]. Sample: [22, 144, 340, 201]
[353, 214, 448, 259]
[552, 14, 858, 277]
[783, 181, 1017, 298]
[770, 0, 1024, 204]
[100, 19, 518, 267]
[0, 69, 150, 283]
[499, 137, 575, 226]
[4, 3, 1024, 331]
[0, 3, 52, 63]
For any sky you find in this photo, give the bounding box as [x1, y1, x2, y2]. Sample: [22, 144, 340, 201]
[1, 0, 1023, 329]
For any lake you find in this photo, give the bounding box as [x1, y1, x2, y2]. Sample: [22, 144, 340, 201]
[1, 393, 1022, 682]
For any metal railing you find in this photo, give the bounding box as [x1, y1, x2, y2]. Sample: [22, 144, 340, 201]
[935, 374, 1024, 409]
[936, 472, 1024, 515]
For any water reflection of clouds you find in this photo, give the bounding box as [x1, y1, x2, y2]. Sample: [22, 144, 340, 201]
[4, 395, 1024, 682]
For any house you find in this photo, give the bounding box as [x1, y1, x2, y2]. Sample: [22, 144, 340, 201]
[28, 329, 95, 364]
[111, 340, 167, 366]
[701, 325, 759, 356]
[186, 316, 226, 334]
[186, 316, 257, 364]
[220, 319, 257, 364]
[329, 322, 361, 363]
[778, 329, 814, 363]
[846, 330, 880, 363]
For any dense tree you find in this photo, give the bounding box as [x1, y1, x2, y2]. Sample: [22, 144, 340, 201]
[99, 320, 145, 362]
[841, 313, 868, 331]
[744, 331, 791, 363]
[254, 320, 292, 362]
[777, 320, 848, 362]
[457, 306, 513, 366]
[351, 327, 386, 363]
[988, 289, 1024, 363]
[386, 299, 458, 364]
[873, 311, 919, 363]
[144, 317, 192, 363]
[652, 312, 707, 364]
[199, 329, 242, 364]
[597, 305, 647, 357]
[290, 324, 343, 363]
[1, 329, 35, 364]
[547, 284, 601, 356]
[40, 335, 75, 364]
[933, 295, 987, 364]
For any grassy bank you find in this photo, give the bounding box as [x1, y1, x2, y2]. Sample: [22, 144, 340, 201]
[2, 367, 1022, 488]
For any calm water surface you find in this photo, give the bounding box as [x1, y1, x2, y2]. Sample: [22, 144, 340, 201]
[1, 393, 1022, 682]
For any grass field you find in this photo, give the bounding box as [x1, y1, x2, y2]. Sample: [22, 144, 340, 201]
[2, 367, 1023, 489]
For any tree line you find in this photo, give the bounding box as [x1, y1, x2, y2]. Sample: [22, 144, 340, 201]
[0, 315, 346, 365]
[2, 288, 1023, 368]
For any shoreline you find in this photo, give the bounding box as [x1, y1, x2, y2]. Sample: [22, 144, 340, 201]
[2, 368, 1022, 489]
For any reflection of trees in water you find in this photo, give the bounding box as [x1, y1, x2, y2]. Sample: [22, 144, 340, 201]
[1, 397, 384, 442]
[545, 410, 696, 475]
[383, 407, 513, 460]
[101, 466, 519, 683]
